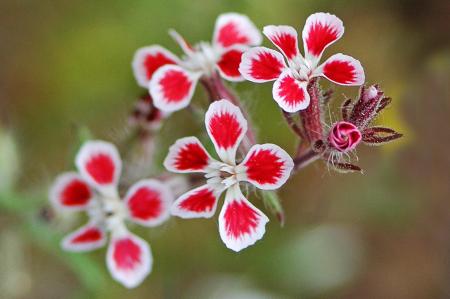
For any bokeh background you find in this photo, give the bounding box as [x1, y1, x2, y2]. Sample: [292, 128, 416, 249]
[1, 0, 449, 298]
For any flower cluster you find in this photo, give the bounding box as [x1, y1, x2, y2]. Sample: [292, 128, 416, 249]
[50, 11, 402, 289]
[133, 13, 262, 111]
[50, 141, 173, 288]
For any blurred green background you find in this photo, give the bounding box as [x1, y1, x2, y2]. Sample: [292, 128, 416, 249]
[1, 0, 449, 298]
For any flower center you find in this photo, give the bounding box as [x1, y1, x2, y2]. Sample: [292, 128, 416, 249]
[288, 57, 312, 81]
[181, 42, 219, 75]
[205, 162, 240, 189]
[88, 195, 126, 231]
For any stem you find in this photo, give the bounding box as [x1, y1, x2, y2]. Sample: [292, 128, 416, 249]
[299, 78, 324, 144]
[293, 149, 320, 171]
[282, 110, 306, 140]
[200, 72, 256, 150]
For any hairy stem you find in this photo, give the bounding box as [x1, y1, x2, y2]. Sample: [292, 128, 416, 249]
[299, 78, 324, 144]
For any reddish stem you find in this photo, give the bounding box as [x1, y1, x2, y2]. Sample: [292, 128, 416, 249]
[293, 149, 320, 171]
[282, 110, 306, 140]
[299, 78, 324, 144]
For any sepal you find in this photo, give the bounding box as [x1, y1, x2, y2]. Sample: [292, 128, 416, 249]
[329, 161, 363, 174]
[362, 127, 403, 146]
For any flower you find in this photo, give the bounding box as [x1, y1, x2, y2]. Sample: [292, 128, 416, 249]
[132, 13, 262, 112]
[49, 140, 173, 288]
[328, 121, 362, 152]
[239, 12, 365, 113]
[163, 100, 294, 251]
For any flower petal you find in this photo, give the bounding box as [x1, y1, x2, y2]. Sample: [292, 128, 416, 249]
[107, 232, 152, 288]
[49, 172, 93, 211]
[164, 136, 212, 173]
[61, 223, 106, 252]
[150, 65, 201, 112]
[205, 99, 247, 164]
[263, 25, 300, 61]
[168, 29, 195, 55]
[239, 47, 287, 83]
[216, 45, 247, 82]
[171, 184, 222, 219]
[124, 179, 173, 227]
[132, 46, 180, 88]
[316, 53, 365, 86]
[213, 13, 262, 48]
[237, 144, 294, 190]
[75, 140, 121, 193]
[302, 12, 344, 63]
[218, 185, 269, 252]
[272, 70, 310, 112]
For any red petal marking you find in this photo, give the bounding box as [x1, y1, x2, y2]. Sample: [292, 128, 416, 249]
[159, 69, 192, 103]
[71, 227, 102, 244]
[143, 52, 177, 80]
[276, 75, 306, 107]
[178, 188, 216, 213]
[270, 34, 297, 59]
[245, 148, 284, 185]
[127, 188, 162, 221]
[175, 142, 209, 171]
[323, 59, 356, 84]
[217, 48, 243, 79]
[208, 110, 242, 150]
[305, 21, 340, 57]
[263, 26, 299, 60]
[113, 238, 142, 271]
[61, 179, 91, 207]
[224, 200, 259, 239]
[245, 49, 285, 81]
[217, 22, 249, 48]
[86, 153, 115, 185]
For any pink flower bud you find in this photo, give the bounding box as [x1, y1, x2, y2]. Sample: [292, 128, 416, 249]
[363, 85, 379, 102]
[329, 121, 362, 152]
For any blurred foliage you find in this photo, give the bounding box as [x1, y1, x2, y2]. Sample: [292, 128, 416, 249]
[0, 0, 449, 298]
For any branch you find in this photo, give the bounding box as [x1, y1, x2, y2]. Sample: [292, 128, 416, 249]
[282, 110, 306, 140]
[293, 149, 320, 171]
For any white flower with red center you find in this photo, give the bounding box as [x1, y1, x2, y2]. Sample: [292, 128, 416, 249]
[239, 12, 365, 113]
[132, 13, 262, 112]
[49, 140, 173, 288]
[164, 99, 294, 252]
